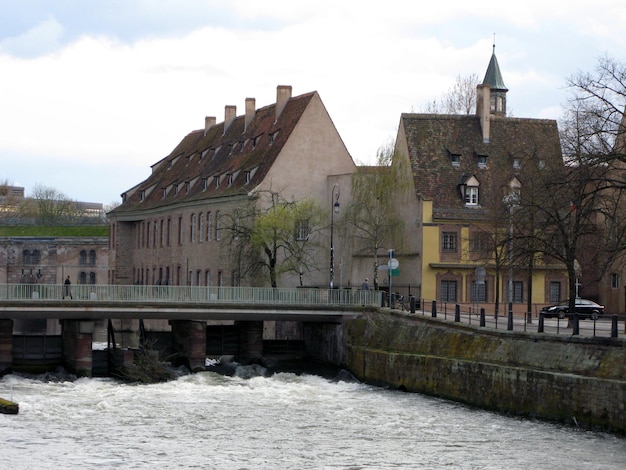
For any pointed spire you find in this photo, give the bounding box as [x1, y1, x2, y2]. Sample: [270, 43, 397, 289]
[482, 41, 508, 92]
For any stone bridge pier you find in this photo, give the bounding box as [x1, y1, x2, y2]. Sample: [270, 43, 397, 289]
[61, 320, 95, 377]
[0, 319, 13, 375]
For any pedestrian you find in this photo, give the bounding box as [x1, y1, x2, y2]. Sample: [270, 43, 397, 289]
[361, 277, 370, 290]
[63, 275, 72, 299]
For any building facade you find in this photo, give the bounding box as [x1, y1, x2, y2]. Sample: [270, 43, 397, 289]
[394, 49, 568, 314]
[108, 86, 357, 288]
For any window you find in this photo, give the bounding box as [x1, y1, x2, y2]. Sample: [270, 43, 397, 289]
[190, 214, 196, 242]
[442, 232, 457, 252]
[470, 232, 489, 252]
[173, 183, 179, 195]
[199, 213, 205, 243]
[450, 154, 460, 167]
[512, 281, 523, 303]
[227, 173, 233, 186]
[89, 250, 96, 266]
[477, 155, 487, 168]
[202, 178, 208, 191]
[215, 211, 221, 241]
[140, 190, 145, 201]
[513, 158, 521, 170]
[550, 282, 561, 303]
[79, 250, 87, 266]
[295, 219, 309, 241]
[207, 212, 213, 241]
[471, 281, 487, 302]
[89, 272, 96, 285]
[245, 170, 251, 184]
[611, 273, 620, 289]
[441, 280, 457, 302]
[79, 271, 87, 284]
[465, 186, 479, 205]
[214, 176, 220, 188]
[178, 216, 183, 245]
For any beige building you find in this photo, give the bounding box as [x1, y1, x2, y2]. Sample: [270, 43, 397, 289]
[108, 86, 357, 288]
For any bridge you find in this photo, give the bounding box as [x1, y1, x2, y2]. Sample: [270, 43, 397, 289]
[0, 284, 379, 376]
[0, 284, 379, 322]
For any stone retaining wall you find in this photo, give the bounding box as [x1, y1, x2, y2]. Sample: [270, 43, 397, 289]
[341, 310, 626, 434]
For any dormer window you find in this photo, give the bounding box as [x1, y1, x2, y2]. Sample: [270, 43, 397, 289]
[162, 188, 167, 198]
[450, 154, 461, 167]
[244, 170, 251, 184]
[185, 181, 190, 194]
[214, 175, 220, 188]
[513, 158, 521, 170]
[477, 155, 487, 168]
[173, 183, 179, 195]
[140, 190, 146, 202]
[269, 131, 278, 145]
[252, 136, 260, 148]
[459, 175, 480, 206]
[227, 173, 233, 186]
[202, 177, 208, 191]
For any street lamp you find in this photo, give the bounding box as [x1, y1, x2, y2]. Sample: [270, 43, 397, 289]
[329, 184, 340, 289]
[504, 191, 519, 329]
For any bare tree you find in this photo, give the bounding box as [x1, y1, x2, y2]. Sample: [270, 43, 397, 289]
[340, 142, 411, 289]
[423, 74, 480, 115]
[19, 184, 82, 225]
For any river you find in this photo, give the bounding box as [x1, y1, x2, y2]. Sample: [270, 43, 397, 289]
[2, 367, 625, 469]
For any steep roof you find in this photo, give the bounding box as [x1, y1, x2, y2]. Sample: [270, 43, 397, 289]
[111, 91, 316, 213]
[482, 49, 508, 92]
[400, 113, 561, 220]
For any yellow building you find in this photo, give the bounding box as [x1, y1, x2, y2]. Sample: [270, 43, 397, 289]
[394, 49, 567, 315]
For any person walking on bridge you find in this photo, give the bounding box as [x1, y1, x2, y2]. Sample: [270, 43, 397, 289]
[63, 275, 72, 299]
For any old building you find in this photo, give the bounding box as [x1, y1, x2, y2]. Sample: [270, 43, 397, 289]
[108, 86, 357, 288]
[394, 49, 567, 313]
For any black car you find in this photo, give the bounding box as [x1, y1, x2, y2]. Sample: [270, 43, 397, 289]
[540, 298, 604, 320]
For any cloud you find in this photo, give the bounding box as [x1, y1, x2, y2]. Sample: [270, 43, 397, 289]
[0, 15, 64, 57]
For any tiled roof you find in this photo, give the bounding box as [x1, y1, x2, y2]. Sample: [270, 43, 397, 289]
[401, 113, 561, 220]
[111, 91, 316, 213]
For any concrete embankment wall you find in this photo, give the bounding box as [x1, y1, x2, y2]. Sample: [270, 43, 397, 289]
[339, 310, 626, 434]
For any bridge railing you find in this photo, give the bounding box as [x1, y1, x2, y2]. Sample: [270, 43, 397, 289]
[0, 284, 381, 307]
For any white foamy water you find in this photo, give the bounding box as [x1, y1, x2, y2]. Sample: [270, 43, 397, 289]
[2, 371, 625, 469]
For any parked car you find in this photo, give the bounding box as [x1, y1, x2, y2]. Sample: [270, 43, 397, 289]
[540, 298, 604, 320]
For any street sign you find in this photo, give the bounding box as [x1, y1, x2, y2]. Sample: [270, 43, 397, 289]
[389, 258, 399, 270]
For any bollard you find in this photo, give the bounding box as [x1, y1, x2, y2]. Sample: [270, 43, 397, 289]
[480, 308, 486, 327]
[611, 315, 618, 338]
[572, 314, 580, 335]
[507, 302, 513, 331]
[538, 312, 544, 333]
[455, 304, 461, 322]
[410, 296, 416, 313]
[431, 300, 437, 318]
[526, 311, 532, 324]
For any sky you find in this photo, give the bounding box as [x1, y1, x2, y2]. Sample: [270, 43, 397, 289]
[1, 0, 625, 206]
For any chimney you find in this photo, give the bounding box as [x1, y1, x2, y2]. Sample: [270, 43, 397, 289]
[275, 85, 292, 121]
[204, 116, 216, 134]
[224, 105, 237, 133]
[476, 84, 491, 143]
[245, 97, 255, 132]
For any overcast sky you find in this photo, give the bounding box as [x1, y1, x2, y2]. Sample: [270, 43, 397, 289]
[1, 0, 624, 205]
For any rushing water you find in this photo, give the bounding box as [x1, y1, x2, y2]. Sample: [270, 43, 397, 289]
[2, 368, 625, 470]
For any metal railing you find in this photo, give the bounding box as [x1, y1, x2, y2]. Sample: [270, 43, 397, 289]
[0, 284, 382, 307]
[394, 297, 626, 339]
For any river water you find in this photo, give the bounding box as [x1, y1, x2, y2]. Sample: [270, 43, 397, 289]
[2, 367, 625, 469]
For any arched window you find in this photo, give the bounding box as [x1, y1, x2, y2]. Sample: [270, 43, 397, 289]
[79, 250, 87, 266]
[89, 272, 96, 285]
[22, 250, 31, 264]
[190, 213, 196, 242]
[79, 271, 87, 284]
[89, 250, 96, 266]
[31, 250, 41, 265]
[199, 213, 205, 243]
[207, 212, 213, 241]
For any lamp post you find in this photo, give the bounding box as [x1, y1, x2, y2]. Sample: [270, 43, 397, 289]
[329, 184, 340, 289]
[504, 191, 519, 330]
